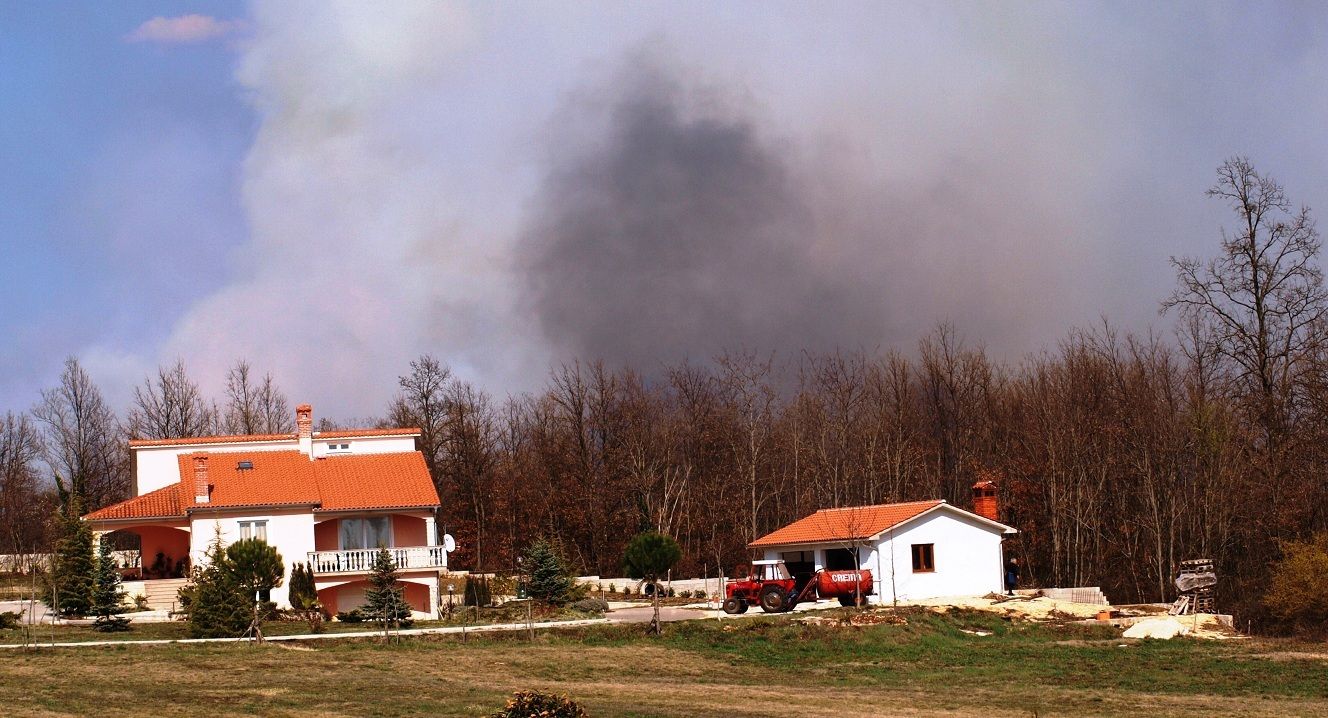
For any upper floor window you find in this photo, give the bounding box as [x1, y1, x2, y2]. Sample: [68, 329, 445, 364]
[239, 520, 268, 542]
[326, 442, 351, 452]
[340, 516, 391, 550]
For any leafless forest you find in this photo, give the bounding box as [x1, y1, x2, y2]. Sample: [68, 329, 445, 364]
[3, 159, 1327, 628]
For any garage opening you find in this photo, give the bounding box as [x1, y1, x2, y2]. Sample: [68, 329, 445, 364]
[780, 551, 815, 592]
[824, 547, 860, 571]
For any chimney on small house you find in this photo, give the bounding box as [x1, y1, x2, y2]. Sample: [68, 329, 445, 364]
[296, 403, 313, 457]
[192, 453, 210, 504]
[972, 479, 998, 522]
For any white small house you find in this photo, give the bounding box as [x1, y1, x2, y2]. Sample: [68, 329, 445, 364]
[750, 490, 1016, 604]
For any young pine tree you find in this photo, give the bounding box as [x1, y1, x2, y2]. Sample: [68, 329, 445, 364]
[361, 548, 412, 628]
[187, 531, 251, 638]
[44, 505, 95, 617]
[524, 539, 573, 606]
[225, 537, 284, 603]
[91, 540, 130, 632]
[622, 532, 682, 636]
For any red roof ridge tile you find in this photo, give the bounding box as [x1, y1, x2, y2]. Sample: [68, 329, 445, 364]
[815, 499, 944, 513]
[128, 426, 421, 448]
[129, 433, 294, 447]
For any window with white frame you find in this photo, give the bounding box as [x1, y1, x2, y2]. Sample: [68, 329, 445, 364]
[239, 520, 268, 542]
[339, 516, 392, 550]
[326, 442, 351, 452]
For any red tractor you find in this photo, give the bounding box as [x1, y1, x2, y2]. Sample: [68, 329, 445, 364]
[723, 559, 874, 614]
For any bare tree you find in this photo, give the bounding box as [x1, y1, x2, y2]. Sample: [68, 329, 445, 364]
[1165, 157, 1326, 438]
[127, 359, 216, 439]
[222, 360, 294, 434]
[0, 412, 53, 570]
[388, 355, 453, 483]
[717, 351, 778, 546]
[32, 358, 128, 510]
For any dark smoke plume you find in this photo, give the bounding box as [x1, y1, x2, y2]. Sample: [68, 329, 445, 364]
[521, 60, 893, 368]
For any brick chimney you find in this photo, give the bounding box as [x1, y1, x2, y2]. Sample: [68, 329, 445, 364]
[972, 479, 998, 522]
[192, 453, 210, 504]
[296, 403, 313, 457]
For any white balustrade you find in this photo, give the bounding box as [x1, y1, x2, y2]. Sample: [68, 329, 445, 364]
[307, 545, 447, 574]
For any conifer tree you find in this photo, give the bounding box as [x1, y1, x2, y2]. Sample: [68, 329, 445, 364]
[187, 531, 250, 638]
[43, 488, 94, 617]
[225, 537, 284, 602]
[289, 562, 317, 609]
[361, 548, 412, 629]
[524, 538, 573, 606]
[622, 532, 681, 635]
[91, 539, 130, 631]
[288, 562, 324, 632]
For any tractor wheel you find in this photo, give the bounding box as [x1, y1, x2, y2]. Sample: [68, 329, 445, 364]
[722, 597, 746, 615]
[838, 594, 865, 608]
[759, 584, 789, 613]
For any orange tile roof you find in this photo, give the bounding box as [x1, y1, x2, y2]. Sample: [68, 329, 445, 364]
[749, 500, 944, 548]
[181, 451, 322, 510]
[84, 483, 185, 522]
[83, 450, 439, 522]
[128, 427, 421, 448]
[314, 452, 438, 511]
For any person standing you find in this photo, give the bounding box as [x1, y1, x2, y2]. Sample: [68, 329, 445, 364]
[1004, 557, 1020, 596]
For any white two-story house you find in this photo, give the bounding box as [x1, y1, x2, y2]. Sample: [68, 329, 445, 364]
[83, 404, 450, 619]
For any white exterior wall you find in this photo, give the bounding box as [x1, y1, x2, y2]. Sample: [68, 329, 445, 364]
[870, 510, 1004, 603]
[188, 508, 316, 609]
[310, 435, 417, 458]
[761, 508, 1007, 605]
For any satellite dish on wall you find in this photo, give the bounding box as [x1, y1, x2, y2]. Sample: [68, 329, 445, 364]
[443, 534, 456, 553]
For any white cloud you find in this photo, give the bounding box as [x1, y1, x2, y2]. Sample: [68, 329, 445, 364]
[127, 14, 245, 44]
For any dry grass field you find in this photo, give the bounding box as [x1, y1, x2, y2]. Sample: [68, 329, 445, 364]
[2, 609, 1326, 717]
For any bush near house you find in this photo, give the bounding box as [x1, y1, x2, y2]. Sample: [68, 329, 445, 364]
[569, 598, 609, 614]
[463, 575, 492, 607]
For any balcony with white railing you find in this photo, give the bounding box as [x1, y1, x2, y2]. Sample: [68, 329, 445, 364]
[308, 545, 447, 574]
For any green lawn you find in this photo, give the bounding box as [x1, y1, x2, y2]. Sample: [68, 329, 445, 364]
[1, 608, 1325, 717]
[0, 603, 601, 645]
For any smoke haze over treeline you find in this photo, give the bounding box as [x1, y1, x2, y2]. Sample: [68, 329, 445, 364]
[6, 2, 1328, 419]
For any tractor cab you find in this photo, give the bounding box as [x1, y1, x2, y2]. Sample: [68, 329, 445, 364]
[751, 559, 792, 581]
[723, 559, 798, 615]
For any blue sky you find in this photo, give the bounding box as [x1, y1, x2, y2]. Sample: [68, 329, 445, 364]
[3, 2, 1328, 421]
[1, 2, 251, 408]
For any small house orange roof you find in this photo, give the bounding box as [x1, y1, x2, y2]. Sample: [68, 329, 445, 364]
[749, 500, 944, 548]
